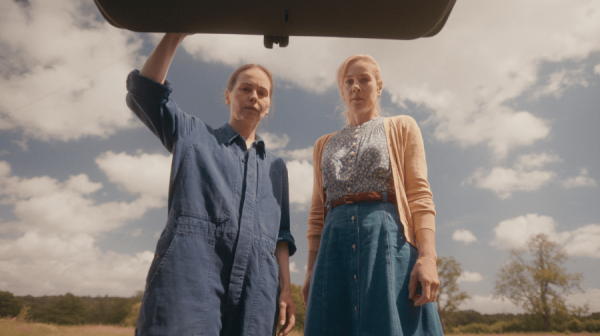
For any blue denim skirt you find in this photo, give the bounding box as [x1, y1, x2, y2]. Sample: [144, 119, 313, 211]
[304, 201, 443, 336]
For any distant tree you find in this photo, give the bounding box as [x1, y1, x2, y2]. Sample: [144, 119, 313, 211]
[0, 291, 22, 317]
[494, 233, 584, 330]
[436, 256, 470, 330]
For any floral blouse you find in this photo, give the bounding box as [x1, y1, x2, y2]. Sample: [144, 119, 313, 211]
[322, 116, 392, 205]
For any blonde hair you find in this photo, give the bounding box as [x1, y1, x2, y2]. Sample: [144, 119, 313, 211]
[336, 55, 383, 123]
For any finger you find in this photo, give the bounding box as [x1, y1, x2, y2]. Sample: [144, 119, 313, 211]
[301, 288, 307, 306]
[432, 283, 439, 303]
[408, 273, 418, 299]
[279, 302, 287, 326]
[414, 294, 426, 306]
[421, 280, 431, 302]
[283, 313, 296, 335]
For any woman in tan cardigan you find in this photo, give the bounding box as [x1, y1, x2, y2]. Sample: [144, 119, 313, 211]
[301, 55, 443, 335]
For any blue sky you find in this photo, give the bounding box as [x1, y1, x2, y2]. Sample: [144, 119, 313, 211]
[0, 0, 599, 314]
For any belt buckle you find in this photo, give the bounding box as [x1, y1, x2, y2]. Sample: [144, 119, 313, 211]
[344, 194, 354, 204]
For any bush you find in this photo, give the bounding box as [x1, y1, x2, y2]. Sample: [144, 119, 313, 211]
[583, 319, 600, 332]
[122, 301, 141, 327]
[456, 323, 491, 334]
[0, 291, 22, 318]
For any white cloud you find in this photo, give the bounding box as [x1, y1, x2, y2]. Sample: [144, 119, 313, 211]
[95, 151, 172, 198]
[261, 132, 290, 150]
[466, 167, 555, 199]
[491, 214, 600, 258]
[0, 156, 171, 295]
[286, 160, 314, 205]
[0, 162, 160, 235]
[0, 0, 142, 141]
[0, 231, 152, 296]
[562, 168, 597, 188]
[562, 224, 600, 258]
[460, 295, 524, 314]
[278, 146, 314, 162]
[595, 63, 600, 74]
[514, 153, 561, 170]
[465, 153, 558, 198]
[567, 288, 600, 312]
[452, 229, 477, 244]
[179, 0, 600, 157]
[289, 261, 299, 274]
[491, 214, 559, 249]
[457, 271, 483, 283]
[533, 67, 589, 99]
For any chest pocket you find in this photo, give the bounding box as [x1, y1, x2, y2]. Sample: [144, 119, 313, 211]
[174, 144, 236, 223]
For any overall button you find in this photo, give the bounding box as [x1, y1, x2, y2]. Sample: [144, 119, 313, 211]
[351, 216, 355, 221]
[352, 244, 356, 250]
[354, 274, 357, 281]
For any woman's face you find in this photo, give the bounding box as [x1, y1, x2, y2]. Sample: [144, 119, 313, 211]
[226, 67, 271, 126]
[341, 60, 382, 117]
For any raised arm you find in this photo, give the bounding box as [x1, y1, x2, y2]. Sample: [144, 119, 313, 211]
[140, 33, 188, 84]
[125, 33, 194, 152]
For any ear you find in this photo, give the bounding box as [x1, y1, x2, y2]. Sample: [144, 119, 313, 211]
[225, 90, 230, 107]
[377, 84, 383, 98]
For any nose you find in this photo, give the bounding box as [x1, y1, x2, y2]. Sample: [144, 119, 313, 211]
[352, 83, 360, 92]
[249, 90, 258, 102]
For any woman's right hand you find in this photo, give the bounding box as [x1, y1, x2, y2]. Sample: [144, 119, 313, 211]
[301, 271, 311, 306]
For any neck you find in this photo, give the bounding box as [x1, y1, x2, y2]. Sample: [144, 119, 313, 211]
[347, 109, 378, 127]
[229, 119, 258, 147]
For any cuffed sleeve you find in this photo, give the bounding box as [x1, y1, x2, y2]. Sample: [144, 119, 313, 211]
[126, 70, 194, 152]
[279, 162, 297, 256]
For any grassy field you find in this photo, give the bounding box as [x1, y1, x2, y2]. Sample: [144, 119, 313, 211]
[1, 319, 599, 336]
[0, 319, 304, 336]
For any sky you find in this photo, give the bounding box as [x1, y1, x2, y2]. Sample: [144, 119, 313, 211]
[0, 0, 599, 314]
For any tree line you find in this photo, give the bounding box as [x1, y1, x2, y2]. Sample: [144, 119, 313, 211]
[0, 291, 142, 326]
[1, 234, 598, 333]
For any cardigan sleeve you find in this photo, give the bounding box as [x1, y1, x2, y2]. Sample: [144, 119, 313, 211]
[306, 135, 331, 252]
[402, 116, 436, 231]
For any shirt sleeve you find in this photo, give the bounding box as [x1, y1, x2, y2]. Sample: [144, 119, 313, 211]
[125, 70, 195, 153]
[402, 116, 436, 231]
[277, 162, 297, 256]
[306, 135, 329, 252]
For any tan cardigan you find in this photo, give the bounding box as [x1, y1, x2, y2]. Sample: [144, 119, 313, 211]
[307, 115, 436, 252]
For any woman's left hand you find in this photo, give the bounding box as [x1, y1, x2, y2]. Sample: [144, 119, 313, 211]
[277, 287, 296, 336]
[408, 257, 439, 306]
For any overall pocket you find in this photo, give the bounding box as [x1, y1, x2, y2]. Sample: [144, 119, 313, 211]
[142, 231, 216, 335]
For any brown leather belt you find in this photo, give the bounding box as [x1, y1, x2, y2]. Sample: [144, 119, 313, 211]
[329, 191, 396, 209]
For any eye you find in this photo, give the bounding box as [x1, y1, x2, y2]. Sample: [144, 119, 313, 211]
[345, 79, 353, 85]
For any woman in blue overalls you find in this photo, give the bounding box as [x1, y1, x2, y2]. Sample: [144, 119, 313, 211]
[126, 33, 296, 336]
[302, 55, 444, 335]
